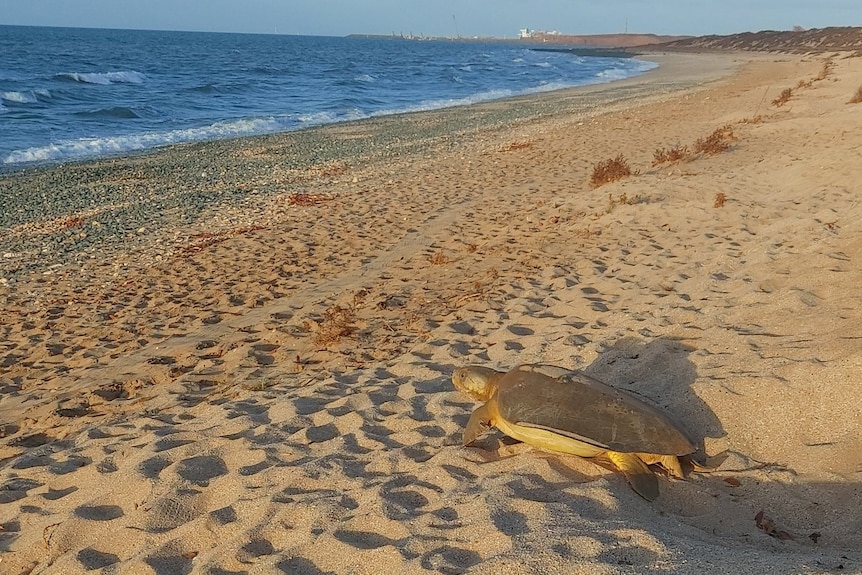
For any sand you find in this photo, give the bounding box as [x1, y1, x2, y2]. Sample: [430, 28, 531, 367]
[1, 50, 861, 574]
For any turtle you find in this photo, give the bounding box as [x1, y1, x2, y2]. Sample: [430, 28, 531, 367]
[452, 363, 697, 501]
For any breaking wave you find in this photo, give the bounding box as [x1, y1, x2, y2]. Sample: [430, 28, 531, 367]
[3, 117, 286, 165]
[55, 71, 146, 85]
[1, 28, 661, 169]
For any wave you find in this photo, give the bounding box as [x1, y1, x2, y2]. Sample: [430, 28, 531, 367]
[3, 116, 287, 165]
[3, 54, 660, 167]
[75, 106, 142, 119]
[189, 83, 219, 93]
[55, 71, 146, 85]
[3, 91, 37, 104]
[379, 88, 516, 117]
[596, 68, 632, 81]
[368, 60, 657, 117]
[297, 109, 366, 126]
[596, 60, 658, 81]
[1, 89, 50, 104]
[251, 66, 282, 75]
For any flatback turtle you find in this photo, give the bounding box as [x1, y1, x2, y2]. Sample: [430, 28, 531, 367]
[452, 364, 697, 501]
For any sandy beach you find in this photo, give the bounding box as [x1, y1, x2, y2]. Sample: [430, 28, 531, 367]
[2, 48, 862, 574]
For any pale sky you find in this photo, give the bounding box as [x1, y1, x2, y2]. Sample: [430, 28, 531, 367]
[1, 0, 860, 38]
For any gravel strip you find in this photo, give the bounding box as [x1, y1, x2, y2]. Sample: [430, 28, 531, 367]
[0, 53, 736, 284]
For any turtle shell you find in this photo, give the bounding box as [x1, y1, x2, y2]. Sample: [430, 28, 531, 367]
[493, 364, 695, 456]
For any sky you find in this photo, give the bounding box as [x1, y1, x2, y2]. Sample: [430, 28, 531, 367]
[1, 0, 860, 38]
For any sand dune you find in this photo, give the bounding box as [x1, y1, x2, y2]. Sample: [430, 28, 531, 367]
[2, 51, 862, 574]
[659, 26, 862, 53]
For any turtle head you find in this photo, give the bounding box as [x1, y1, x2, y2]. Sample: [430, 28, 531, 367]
[452, 366, 504, 402]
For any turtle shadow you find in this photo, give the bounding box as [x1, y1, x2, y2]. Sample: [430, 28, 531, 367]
[580, 335, 724, 454]
[660, 470, 862, 555]
[580, 337, 862, 558]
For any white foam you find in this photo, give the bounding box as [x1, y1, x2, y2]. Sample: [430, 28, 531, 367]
[296, 110, 342, 125]
[596, 68, 630, 81]
[2, 91, 38, 104]
[57, 71, 146, 85]
[374, 58, 657, 117]
[3, 116, 287, 165]
[377, 87, 517, 117]
[631, 59, 660, 73]
[523, 81, 576, 94]
[3, 57, 660, 167]
[298, 108, 369, 128]
[596, 59, 658, 82]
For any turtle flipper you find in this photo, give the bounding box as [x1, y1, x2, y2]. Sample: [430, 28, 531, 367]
[463, 403, 492, 446]
[637, 453, 685, 479]
[606, 451, 659, 501]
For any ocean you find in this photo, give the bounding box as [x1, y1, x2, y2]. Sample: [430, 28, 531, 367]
[0, 25, 657, 169]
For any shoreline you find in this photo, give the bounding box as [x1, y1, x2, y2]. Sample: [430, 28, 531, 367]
[3, 49, 862, 573]
[0, 46, 660, 176]
[0, 52, 739, 283]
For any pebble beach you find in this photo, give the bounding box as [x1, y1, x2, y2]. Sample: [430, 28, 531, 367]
[2, 49, 862, 574]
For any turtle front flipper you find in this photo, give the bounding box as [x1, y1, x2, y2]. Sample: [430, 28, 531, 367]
[463, 403, 493, 446]
[605, 451, 659, 501]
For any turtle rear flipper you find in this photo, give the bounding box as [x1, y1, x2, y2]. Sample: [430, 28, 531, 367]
[680, 450, 728, 474]
[638, 452, 686, 478]
[606, 451, 659, 501]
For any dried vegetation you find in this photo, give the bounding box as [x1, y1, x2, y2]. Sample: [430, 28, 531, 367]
[651, 125, 735, 167]
[287, 193, 334, 206]
[499, 140, 534, 152]
[772, 88, 794, 107]
[693, 125, 735, 155]
[606, 193, 643, 213]
[428, 250, 450, 265]
[179, 225, 266, 256]
[61, 216, 86, 230]
[311, 304, 357, 348]
[590, 154, 635, 187]
[652, 144, 689, 166]
[739, 115, 764, 125]
[774, 59, 833, 107]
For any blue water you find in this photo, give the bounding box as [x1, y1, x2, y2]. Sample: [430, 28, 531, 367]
[0, 26, 657, 168]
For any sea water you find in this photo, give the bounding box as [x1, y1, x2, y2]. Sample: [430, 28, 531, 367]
[0, 26, 657, 168]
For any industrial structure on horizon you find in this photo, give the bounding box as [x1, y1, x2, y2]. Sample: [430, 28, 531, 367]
[518, 28, 561, 39]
